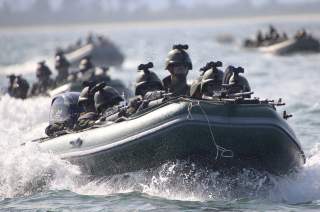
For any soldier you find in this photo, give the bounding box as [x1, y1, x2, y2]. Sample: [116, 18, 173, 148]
[90, 66, 111, 84]
[30, 61, 54, 96]
[222, 66, 251, 96]
[162, 44, 192, 96]
[200, 61, 224, 98]
[86, 32, 94, 44]
[76, 56, 95, 83]
[295, 29, 307, 39]
[125, 62, 164, 115]
[256, 30, 263, 44]
[101, 66, 111, 82]
[269, 25, 277, 37]
[75, 38, 82, 47]
[12, 75, 30, 99]
[190, 61, 223, 99]
[79, 56, 94, 74]
[135, 62, 163, 97]
[6, 74, 16, 97]
[79, 57, 94, 73]
[55, 52, 70, 85]
[283, 32, 288, 40]
[37, 61, 52, 80]
[75, 82, 100, 130]
[94, 84, 123, 116]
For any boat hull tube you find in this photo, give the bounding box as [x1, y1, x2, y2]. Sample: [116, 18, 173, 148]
[259, 37, 320, 55]
[37, 99, 305, 176]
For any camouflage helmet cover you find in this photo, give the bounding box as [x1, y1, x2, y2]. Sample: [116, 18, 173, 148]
[165, 44, 192, 70]
[94, 85, 123, 113]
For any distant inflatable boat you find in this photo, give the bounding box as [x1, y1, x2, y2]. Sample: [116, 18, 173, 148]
[33, 97, 305, 176]
[259, 37, 320, 55]
[63, 42, 125, 67]
[49, 79, 132, 98]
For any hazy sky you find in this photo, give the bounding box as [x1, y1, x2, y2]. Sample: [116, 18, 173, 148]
[0, 0, 318, 12]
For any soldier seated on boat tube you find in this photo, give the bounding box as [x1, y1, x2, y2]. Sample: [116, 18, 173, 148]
[6, 74, 30, 99]
[222, 66, 251, 98]
[79, 56, 95, 75]
[75, 56, 97, 83]
[30, 61, 55, 96]
[94, 83, 124, 121]
[190, 61, 224, 99]
[6, 74, 17, 97]
[74, 81, 100, 130]
[45, 92, 83, 137]
[162, 44, 192, 96]
[54, 51, 70, 85]
[12, 75, 30, 99]
[125, 62, 164, 115]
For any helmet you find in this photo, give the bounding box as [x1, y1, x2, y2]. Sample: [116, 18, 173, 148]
[94, 85, 123, 113]
[165, 44, 192, 70]
[55, 54, 70, 69]
[201, 69, 223, 92]
[135, 62, 163, 96]
[222, 65, 244, 85]
[79, 57, 94, 72]
[225, 66, 251, 93]
[228, 75, 251, 92]
[200, 61, 224, 93]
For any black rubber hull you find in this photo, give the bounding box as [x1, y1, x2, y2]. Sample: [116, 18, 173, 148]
[69, 121, 303, 176]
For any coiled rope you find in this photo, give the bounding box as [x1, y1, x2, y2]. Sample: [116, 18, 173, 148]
[186, 99, 234, 160]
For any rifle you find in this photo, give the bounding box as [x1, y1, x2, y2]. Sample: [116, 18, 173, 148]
[99, 90, 175, 121]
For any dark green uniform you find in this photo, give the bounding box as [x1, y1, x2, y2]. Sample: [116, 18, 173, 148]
[162, 75, 190, 96]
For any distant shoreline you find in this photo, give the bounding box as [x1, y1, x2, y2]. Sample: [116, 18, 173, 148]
[1, 13, 319, 33]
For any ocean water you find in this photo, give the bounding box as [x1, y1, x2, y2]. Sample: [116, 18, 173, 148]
[0, 16, 320, 211]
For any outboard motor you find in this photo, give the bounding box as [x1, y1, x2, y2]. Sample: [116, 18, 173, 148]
[49, 92, 83, 129]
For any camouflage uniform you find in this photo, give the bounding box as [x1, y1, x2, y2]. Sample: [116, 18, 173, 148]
[31, 61, 54, 96]
[74, 83, 99, 130]
[55, 53, 70, 85]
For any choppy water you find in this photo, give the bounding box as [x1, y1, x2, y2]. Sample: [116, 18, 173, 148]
[0, 16, 320, 211]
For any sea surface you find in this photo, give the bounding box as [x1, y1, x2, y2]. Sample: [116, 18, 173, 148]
[0, 15, 320, 211]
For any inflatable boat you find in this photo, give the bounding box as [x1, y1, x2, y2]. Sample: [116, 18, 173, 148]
[33, 97, 305, 176]
[63, 42, 124, 67]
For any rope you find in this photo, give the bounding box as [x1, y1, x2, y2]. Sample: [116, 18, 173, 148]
[186, 100, 234, 160]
